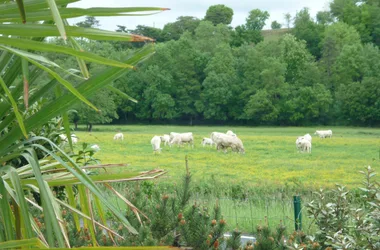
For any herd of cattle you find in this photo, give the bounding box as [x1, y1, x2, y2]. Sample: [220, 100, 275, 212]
[150, 130, 245, 154]
[58, 129, 333, 154]
[149, 129, 333, 154]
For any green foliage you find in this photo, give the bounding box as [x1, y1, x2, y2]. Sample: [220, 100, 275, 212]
[292, 8, 323, 58]
[226, 229, 242, 250]
[271, 21, 282, 30]
[162, 16, 201, 41]
[204, 4, 234, 26]
[73, 89, 119, 131]
[305, 166, 379, 249]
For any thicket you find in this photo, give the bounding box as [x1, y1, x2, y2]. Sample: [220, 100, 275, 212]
[43, 0, 380, 129]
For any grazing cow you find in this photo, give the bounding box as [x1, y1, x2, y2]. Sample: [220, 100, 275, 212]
[296, 134, 312, 151]
[297, 138, 312, 153]
[169, 132, 180, 140]
[215, 134, 245, 154]
[160, 134, 171, 147]
[201, 137, 215, 147]
[151, 136, 162, 153]
[170, 132, 194, 147]
[113, 132, 124, 141]
[226, 130, 236, 137]
[90, 144, 100, 152]
[210, 132, 225, 143]
[314, 130, 332, 138]
[59, 133, 78, 144]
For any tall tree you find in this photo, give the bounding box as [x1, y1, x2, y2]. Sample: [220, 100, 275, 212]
[73, 90, 118, 131]
[316, 11, 334, 25]
[198, 44, 237, 120]
[292, 8, 323, 58]
[284, 13, 292, 29]
[162, 16, 200, 41]
[204, 4, 234, 25]
[244, 9, 270, 44]
[320, 22, 362, 91]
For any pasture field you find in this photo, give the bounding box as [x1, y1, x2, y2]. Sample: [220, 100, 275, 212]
[76, 125, 380, 189]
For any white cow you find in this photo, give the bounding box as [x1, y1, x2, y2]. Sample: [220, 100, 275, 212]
[90, 144, 100, 152]
[59, 133, 78, 144]
[215, 134, 245, 154]
[210, 132, 225, 143]
[296, 134, 312, 151]
[201, 137, 215, 147]
[170, 132, 194, 147]
[151, 136, 162, 153]
[226, 130, 236, 137]
[160, 134, 171, 147]
[113, 132, 124, 141]
[296, 138, 312, 153]
[169, 132, 180, 140]
[314, 130, 332, 138]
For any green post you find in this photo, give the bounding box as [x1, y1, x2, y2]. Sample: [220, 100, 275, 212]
[293, 196, 302, 231]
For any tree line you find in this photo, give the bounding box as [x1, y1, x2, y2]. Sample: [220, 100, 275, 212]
[47, 0, 380, 129]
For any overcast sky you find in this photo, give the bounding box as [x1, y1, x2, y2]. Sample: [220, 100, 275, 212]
[69, 0, 331, 31]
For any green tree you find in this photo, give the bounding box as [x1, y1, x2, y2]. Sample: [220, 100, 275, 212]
[245, 9, 270, 44]
[292, 8, 323, 58]
[284, 13, 292, 29]
[271, 20, 282, 29]
[243, 89, 279, 123]
[316, 11, 334, 25]
[76, 16, 100, 28]
[198, 44, 237, 120]
[336, 77, 380, 125]
[279, 34, 315, 84]
[320, 22, 362, 91]
[162, 16, 200, 41]
[74, 90, 118, 131]
[284, 84, 333, 125]
[330, 0, 380, 46]
[194, 21, 231, 56]
[132, 25, 164, 42]
[204, 4, 234, 25]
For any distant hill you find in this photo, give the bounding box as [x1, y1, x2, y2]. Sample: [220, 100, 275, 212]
[262, 28, 291, 41]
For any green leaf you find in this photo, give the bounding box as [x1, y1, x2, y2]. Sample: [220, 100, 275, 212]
[0, 76, 28, 138]
[15, 0, 26, 23]
[46, 0, 67, 40]
[78, 185, 97, 246]
[0, 37, 135, 69]
[0, 24, 154, 42]
[0, 0, 79, 15]
[0, 7, 169, 22]
[21, 58, 29, 109]
[9, 168, 34, 239]
[0, 238, 47, 249]
[65, 185, 80, 231]
[67, 37, 90, 78]
[107, 85, 138, 103]
[21, 151, 65, 247]
[0, 178, 15, 241]
[0, 46, 98, 111]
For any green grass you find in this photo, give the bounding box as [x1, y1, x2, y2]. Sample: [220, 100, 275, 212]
[76, 125, 380, 189]
[76, 125, 379, 233]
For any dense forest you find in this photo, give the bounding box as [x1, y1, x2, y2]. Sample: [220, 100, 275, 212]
[49, 0, 380, 128]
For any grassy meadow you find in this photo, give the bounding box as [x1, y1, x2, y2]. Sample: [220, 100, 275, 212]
[76, 125, 380, 189]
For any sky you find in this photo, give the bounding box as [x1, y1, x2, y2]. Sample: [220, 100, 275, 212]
[68, 0, 331, 31]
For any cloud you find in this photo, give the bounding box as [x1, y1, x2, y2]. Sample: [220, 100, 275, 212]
[68, 0, 330, 31]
